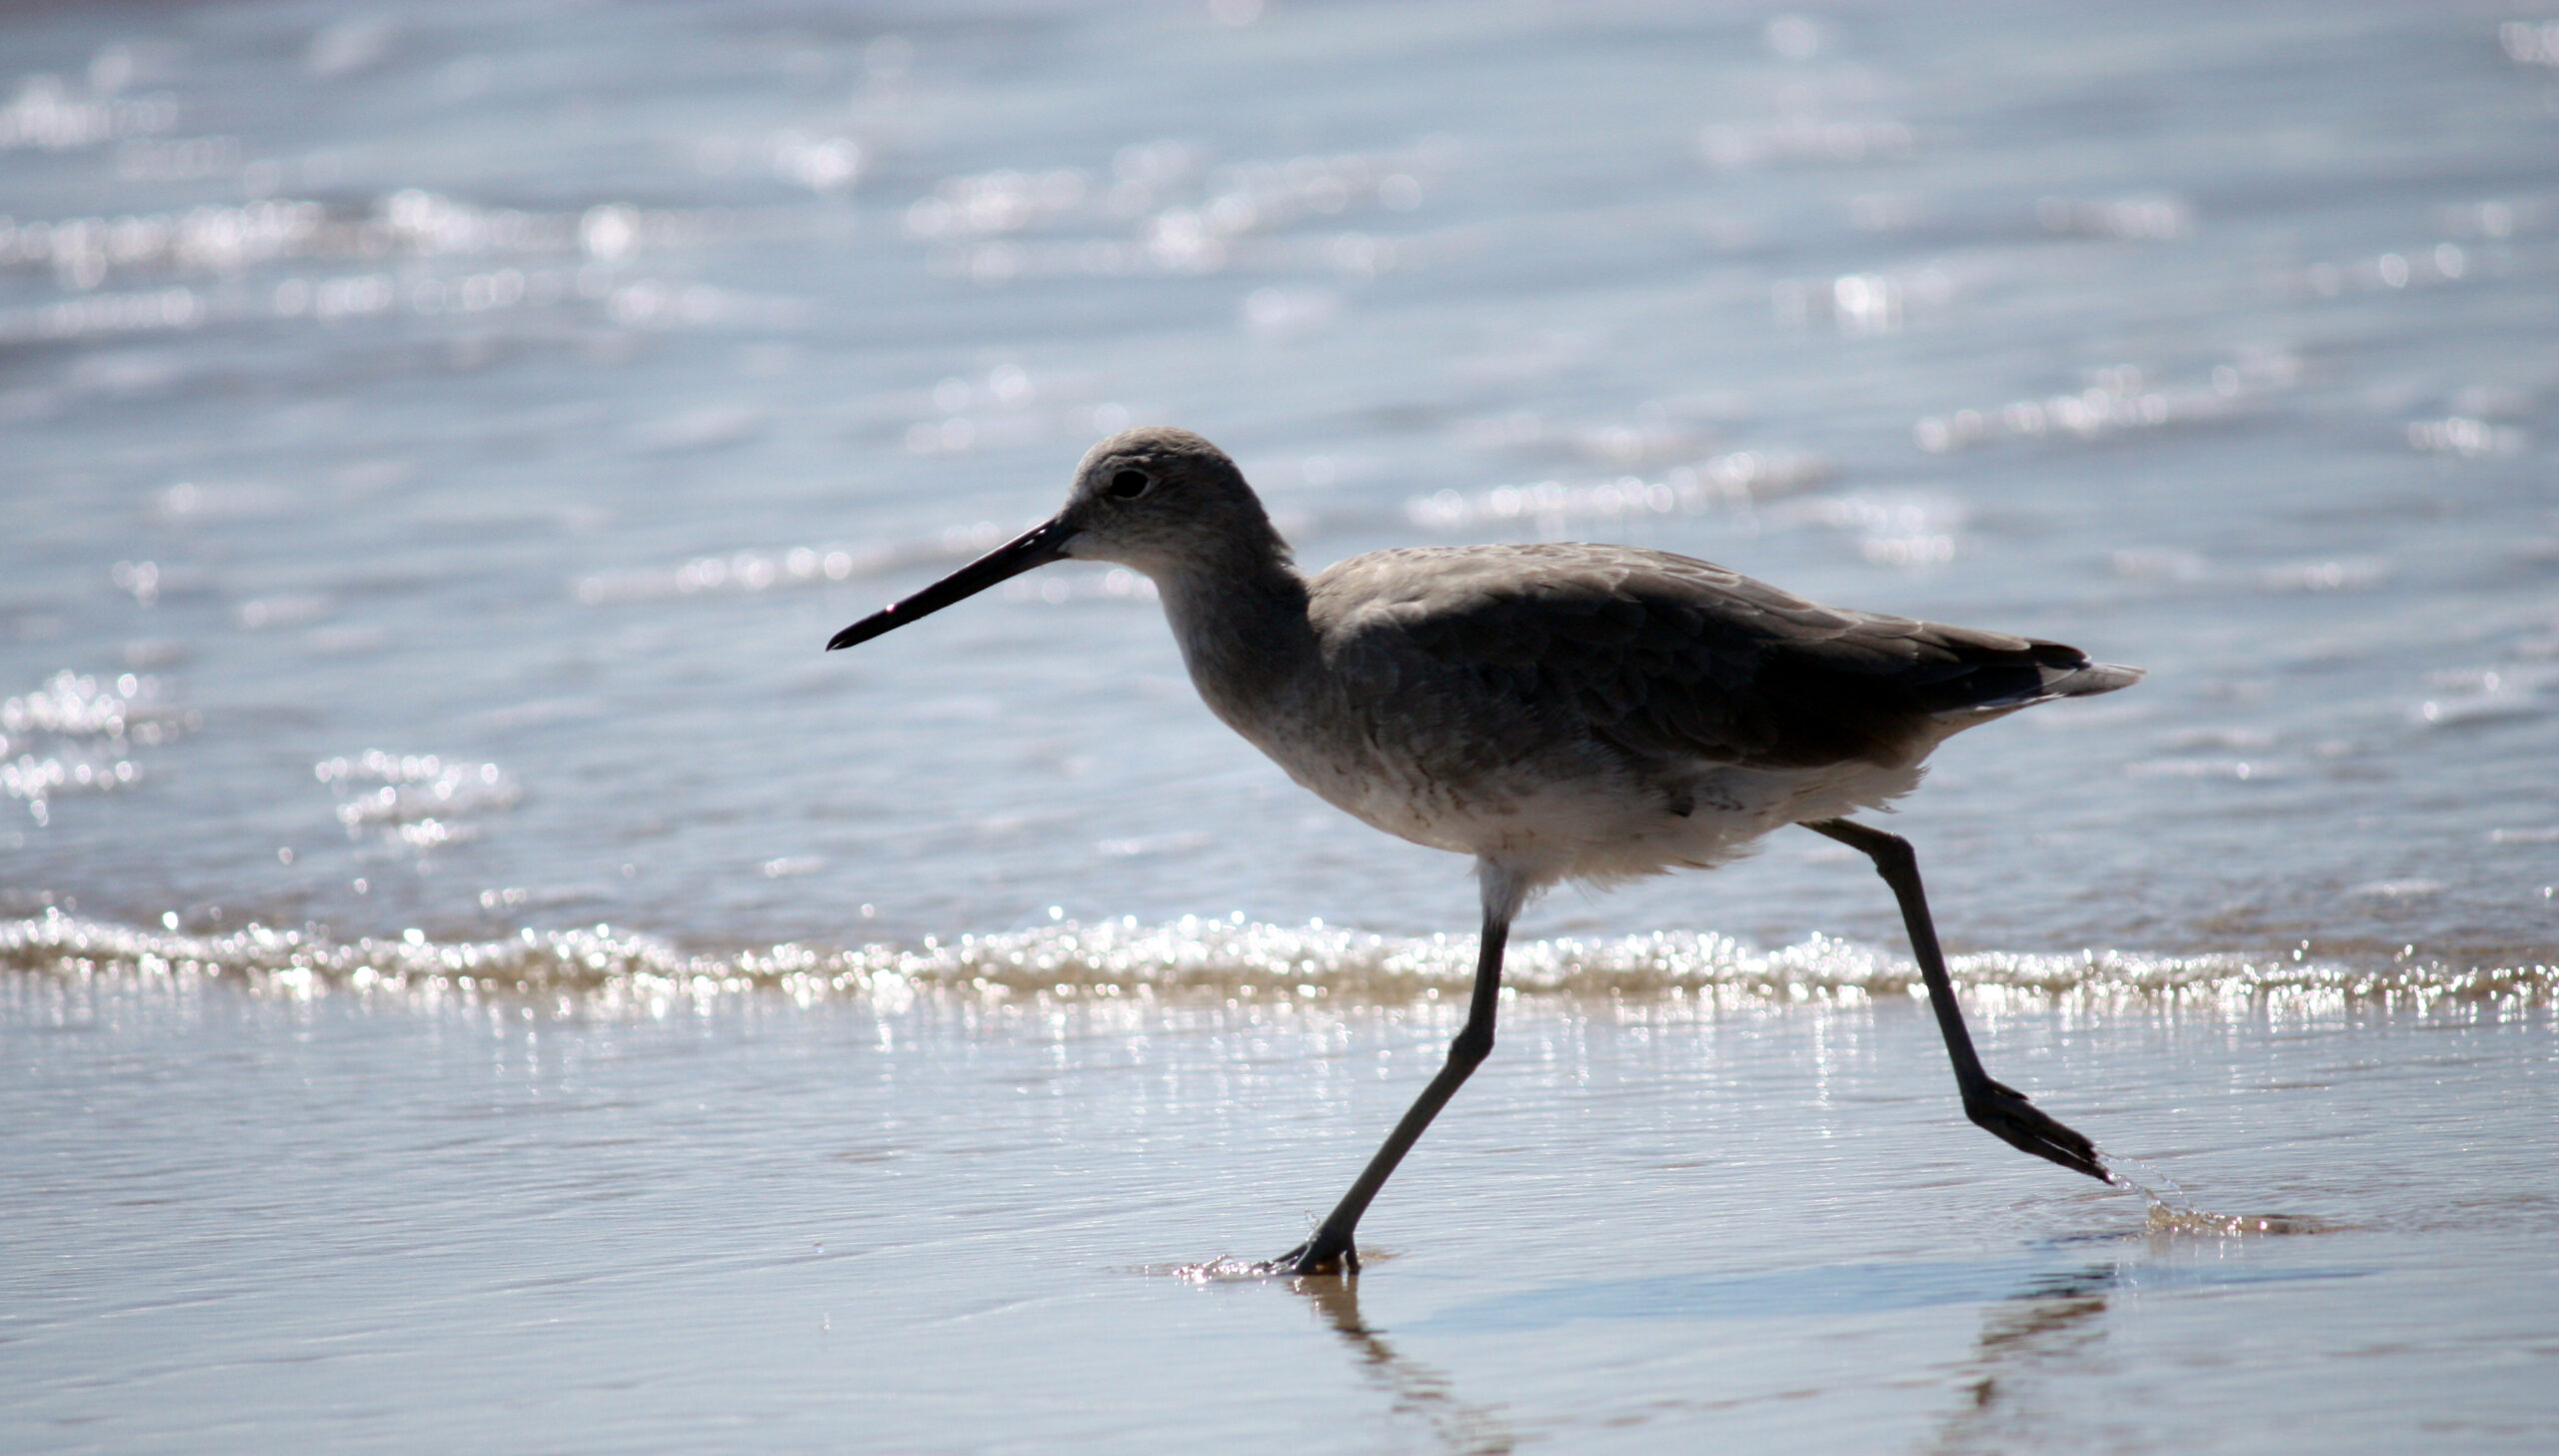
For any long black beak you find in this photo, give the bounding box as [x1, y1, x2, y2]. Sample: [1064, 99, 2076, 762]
[825, 517, 1079, 651]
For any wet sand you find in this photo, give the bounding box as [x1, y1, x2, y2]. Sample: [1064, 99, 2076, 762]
[6, 970, 2550, 1453]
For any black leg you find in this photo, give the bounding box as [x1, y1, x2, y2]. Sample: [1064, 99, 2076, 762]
[1276, 908, 1510, 1275]
[1803, 818, 2108, 1182]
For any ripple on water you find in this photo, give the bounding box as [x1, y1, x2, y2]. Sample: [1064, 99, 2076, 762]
[1, 671, 193, 825]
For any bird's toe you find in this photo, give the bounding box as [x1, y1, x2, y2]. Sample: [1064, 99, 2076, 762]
[1964, 1084, 2108, 1182]
[1269, 1237, 1357, 1277]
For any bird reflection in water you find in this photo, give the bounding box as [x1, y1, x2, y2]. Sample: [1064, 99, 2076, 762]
[1925, 1263, 2121, 1456]
[1289, 1273, 1519, 1456]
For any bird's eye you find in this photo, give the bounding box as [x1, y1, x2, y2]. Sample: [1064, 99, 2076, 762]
[1109, 469, 1151, 499]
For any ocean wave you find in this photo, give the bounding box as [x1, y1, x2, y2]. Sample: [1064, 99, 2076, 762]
[2, 910, 2546, 1015]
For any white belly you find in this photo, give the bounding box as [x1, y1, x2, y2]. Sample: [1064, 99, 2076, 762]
[1258, 716, 1926, 890]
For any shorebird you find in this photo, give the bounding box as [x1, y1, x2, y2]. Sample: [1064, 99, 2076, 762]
[830, 427, 2139, 1275]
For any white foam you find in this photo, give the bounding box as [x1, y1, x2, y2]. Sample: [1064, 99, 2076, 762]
[3, 910, 2545, 1016]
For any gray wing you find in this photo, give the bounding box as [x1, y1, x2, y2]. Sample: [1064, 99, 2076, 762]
[1312, 545, 2135, 771]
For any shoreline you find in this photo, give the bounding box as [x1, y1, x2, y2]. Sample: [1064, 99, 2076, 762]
[5, 908, 2552, 1016]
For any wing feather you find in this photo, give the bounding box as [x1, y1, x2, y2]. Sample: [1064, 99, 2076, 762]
[1309, 545, 2132, 772]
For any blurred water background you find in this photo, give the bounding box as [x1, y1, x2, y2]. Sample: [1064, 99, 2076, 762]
[4, 3, 2556, 1452]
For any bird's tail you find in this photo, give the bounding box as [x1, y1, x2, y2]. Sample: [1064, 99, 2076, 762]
[1921, 642, 2142, 720]
[2040, 659, 2144, 700]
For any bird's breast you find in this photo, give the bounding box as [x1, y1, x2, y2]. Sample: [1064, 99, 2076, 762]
[1222, 673, 1931, 884]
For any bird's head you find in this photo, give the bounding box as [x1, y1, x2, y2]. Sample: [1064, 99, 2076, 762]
[1050, 427, 1282, 578]
[825, 427, 1282, 653]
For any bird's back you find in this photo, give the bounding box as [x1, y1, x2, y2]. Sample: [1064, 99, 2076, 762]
[1309, 543, 2135, 764]
[1274, 543, 2139, 883]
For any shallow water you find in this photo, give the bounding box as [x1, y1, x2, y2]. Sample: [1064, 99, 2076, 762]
[7, 973, 2554, 1453]
[4, 1, 2557, 1451]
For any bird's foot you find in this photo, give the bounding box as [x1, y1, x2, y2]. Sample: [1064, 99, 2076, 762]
[1963, 1078, 2109, 1183]
[1268, 1236, 1358, 1278]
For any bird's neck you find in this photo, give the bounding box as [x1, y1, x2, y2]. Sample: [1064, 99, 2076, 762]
[1153, 546, 1318, 730]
